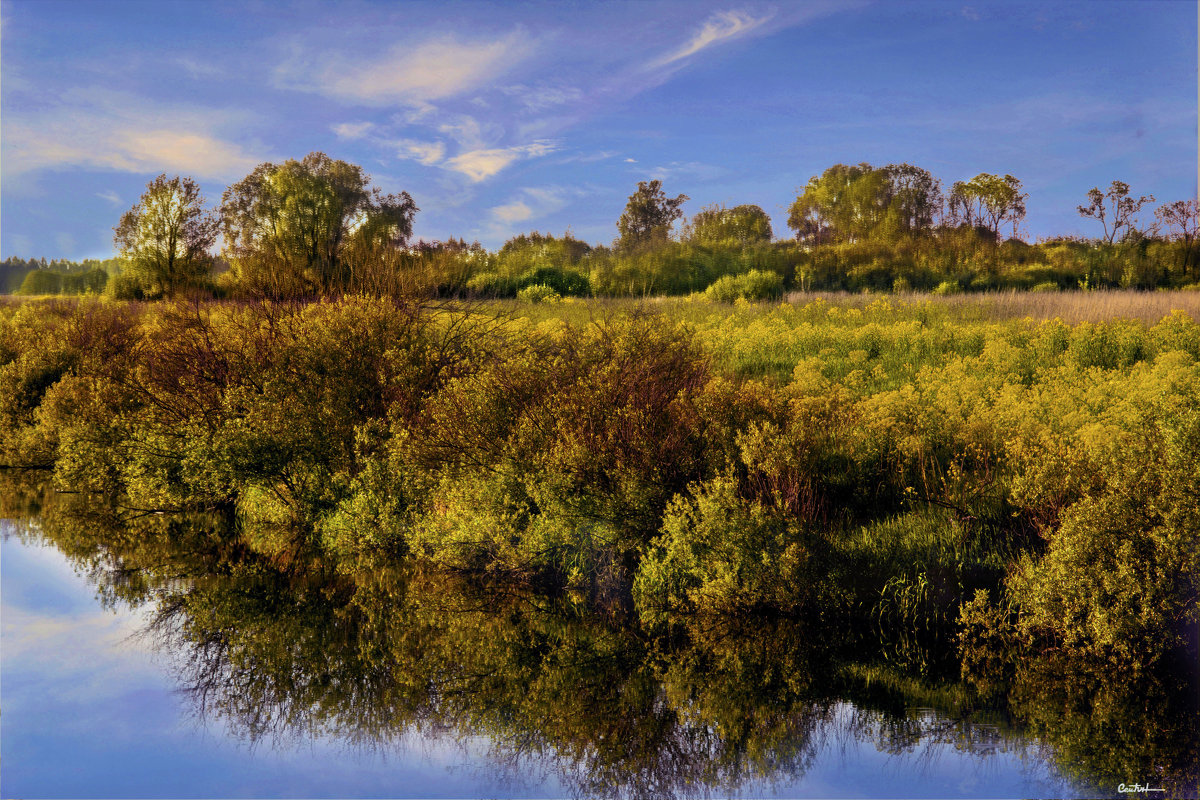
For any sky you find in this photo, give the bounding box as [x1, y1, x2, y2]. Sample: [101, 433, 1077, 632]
[1, 0, 1196, 261]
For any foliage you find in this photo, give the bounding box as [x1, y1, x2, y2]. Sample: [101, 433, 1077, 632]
[616, 180, 688, 251]
[703, 269, 784, 302]
[684, 203, 773, 247]
[113, 174, 218, 297]
[4, 292, 1199, 675]
[787, 162, 941, 245]
[220, 152, 417, 297]
[949, 173, 1027, 239]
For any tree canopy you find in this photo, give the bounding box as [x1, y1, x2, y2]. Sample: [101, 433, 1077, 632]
[617, 180, 689, 251]
[949, 173, 1027, 239]
[113, 174, 219, 297]
[220, 152, 417, 296]
[684, 204, 773, 247]
[786, 163, 942, 245]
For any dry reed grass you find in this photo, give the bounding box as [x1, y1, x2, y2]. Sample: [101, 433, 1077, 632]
[784, 289, 1200, 324]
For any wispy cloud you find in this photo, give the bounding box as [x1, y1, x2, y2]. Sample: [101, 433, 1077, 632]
[651, 9, 774, 68]
[485, 185, 582, 236]
[3, 89, 264, 181]
[332, 121, 375, 140]
[280, 31, 534, 106]
[492, 200, 533, 224]
[175, 56, 224, 79]
[501, 83, 584, 112]
[648, 160, 727, 182]
[446, 140, 558, 182]
[96, 191, 122, 205]
[393, 138, 447, 166]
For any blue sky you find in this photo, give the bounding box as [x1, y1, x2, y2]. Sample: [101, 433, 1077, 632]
[1, 0, 1196, 260]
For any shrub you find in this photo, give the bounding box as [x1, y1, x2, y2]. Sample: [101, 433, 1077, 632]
[633, 477, 809, 622]
[517, 284, 561, 304]
[703, 269, 783, 303]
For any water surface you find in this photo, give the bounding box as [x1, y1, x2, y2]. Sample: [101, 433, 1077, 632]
[1, 515, 1190, 799]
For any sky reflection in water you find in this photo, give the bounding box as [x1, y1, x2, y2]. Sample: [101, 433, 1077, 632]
[2, 523, 1080, 799]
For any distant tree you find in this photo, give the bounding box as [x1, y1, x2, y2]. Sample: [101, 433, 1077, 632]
[684, 204, 772, 246]
[15, 268, 63, 295]
[950, 174, 1027, 239]
[221, 152, 417, 296]
[1155, 199, 1200, 278]
[1077, 181, 1154, 244]
[113, 174, 219, 296]
[787, 162, 941, 246]
[881, 163, 943, 236]
[1155, 200, 1199, 244]
[617, 180, 688, 251]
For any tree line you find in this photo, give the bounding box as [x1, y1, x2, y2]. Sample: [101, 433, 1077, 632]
[7, 153, 1199, 298]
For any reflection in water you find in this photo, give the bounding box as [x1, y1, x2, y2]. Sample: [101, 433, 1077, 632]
[5, 482, 1197, 799]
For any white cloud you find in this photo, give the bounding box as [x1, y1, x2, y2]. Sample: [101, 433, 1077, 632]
[485, 185, 584, 237]
[96, 191, 122, 205]
[394, 138, 447, 166]
[446, 141, 557, 182]
[333, 121, 375, 140]
[3, 89, 264, 181]
[285, 32, 533, 106]
[492, 200, 534, 224]
[651, 9, 774, 68]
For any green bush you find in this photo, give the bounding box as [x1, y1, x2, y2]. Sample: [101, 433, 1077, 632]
[634, 477, 809, 622]
[703, 269, 783, 303]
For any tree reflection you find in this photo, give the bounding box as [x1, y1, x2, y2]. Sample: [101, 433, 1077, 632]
[9, 480, 1196, 799]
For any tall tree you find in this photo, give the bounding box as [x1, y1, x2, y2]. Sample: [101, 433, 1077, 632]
[1078, 181, 1155, 244]
[221, 152, 417, 296]
[113, 174, 219, 296]
[617, 180, 688, 251]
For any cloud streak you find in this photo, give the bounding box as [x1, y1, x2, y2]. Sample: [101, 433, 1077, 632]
[651, 9, 774, 68]
[3, 89, 264, 181]
[445, 141, 558, 182]
[280, 31, 534, 106]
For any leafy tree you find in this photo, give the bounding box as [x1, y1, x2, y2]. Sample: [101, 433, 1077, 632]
[617, 180, 688, 251]
[882, 163, 943, 236]
[220, 152, 417, 296]
[113, 174, 219, 296]
[787, 163, 941, 245]
[1078, 181, 1154, 244]
[949, 174, 1027, 239]
[683, 204, 772, 247]
[15, 268, 63, 295]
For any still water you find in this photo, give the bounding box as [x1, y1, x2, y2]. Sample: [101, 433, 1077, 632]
[0, 517, 1184, 799]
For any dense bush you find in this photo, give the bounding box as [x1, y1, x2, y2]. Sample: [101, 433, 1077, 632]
[703, 269, 784, 303]
[3, 294, 1198, 669]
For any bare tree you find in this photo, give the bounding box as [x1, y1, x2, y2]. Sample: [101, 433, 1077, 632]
[1077, 181, 1154, 244]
